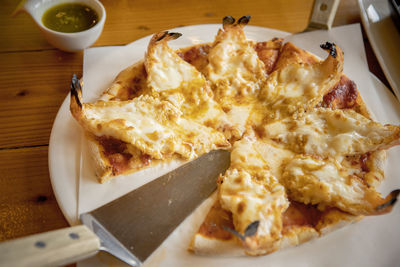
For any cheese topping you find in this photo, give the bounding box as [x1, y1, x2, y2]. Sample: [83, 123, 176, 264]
[282, 155, 385, 215]
[260, 46, 343, 121]
[219, 137, 289, 253]
[145, 34, 212, 113]
[79, 95, 229, 160]
[206, 25, 266, 104]
[145, 34, 204, 93]
[144, 32, 249, 139]
[264, 108, 400, 157]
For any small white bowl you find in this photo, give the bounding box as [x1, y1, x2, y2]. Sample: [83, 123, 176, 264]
[15, 0, 106, 52]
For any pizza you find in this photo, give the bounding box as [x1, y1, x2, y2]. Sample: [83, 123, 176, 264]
[70, 16, 400, 256]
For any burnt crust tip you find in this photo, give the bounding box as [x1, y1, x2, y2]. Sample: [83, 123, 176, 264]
[223, 220, 259, 241]
[168, 32, 182, 39]
[238, 15, 251, 25]
[156, 31, 182, 42]
[376, 189, 400, 211]
[156, 31, 169, 42]
[320, 42, 337, 58]
[71, 74, 82, 109]
[223, 16, 236, 25]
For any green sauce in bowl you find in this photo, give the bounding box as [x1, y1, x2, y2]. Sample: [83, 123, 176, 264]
[42, 3, 99, 33]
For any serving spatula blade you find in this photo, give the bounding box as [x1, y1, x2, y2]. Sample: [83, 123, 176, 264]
[0, 150, 230, 267]
[81, 149, 231, 264]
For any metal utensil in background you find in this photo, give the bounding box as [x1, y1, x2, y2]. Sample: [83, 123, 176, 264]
[304, 0, 341, 31]
[0, 150, 231, 267]
[358, 0, 400, 101]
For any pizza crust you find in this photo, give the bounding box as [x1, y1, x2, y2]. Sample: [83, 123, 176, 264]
[189, 199, 360, 256]
[189, 234, 244, 256]
[189, 200, 363, 257]
[86, 136, 113, 182]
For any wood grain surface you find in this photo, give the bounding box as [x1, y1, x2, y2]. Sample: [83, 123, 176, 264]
[0, 0, 390, 265]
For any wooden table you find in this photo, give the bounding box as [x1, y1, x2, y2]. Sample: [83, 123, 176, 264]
[0, 0, 390, 260]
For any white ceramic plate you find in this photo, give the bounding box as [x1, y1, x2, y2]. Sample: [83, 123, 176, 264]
[48, 24, 400, 266]
[358, 0, 400, 101]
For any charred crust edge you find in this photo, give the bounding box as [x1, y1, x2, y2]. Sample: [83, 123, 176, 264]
[168, 32, 182, 39]
[156, 31, 182, 42]
[320, 42, 337, 58]
[223, 16, 235, 26]
[156, 31, 169, 42]
[223, 220, 259, 241]
[238, 15, 251, 25]
[244, 220, 259, 237]
[376, 189, 400, 211]
[71, 74, 82, 109]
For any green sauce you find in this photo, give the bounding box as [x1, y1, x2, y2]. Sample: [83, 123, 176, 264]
[42, 3, 99, 33]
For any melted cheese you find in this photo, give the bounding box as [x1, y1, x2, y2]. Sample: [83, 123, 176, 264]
[264, 108, 400, 157]
[253, 139, 294, 179]
[145, 37, 212, 114]
[218, 137, 289, 252]
[282, 155, 384, 215]
[80, 95, 229, 160]
[219, 169, 287, 226]
[146, 37, 204, 92]
[224, 105, 252, 138]
[260, 47, 343, 121]
[206, 25, 266, 104]
[144, 33, 248, 140]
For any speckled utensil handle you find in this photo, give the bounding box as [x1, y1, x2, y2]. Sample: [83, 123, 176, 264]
[0, 225, 100, 267]
[307, 0, 341, 30]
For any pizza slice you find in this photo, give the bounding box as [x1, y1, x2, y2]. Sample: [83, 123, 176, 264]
[273, 41, 370, 118]
[190, 195, 359, 256]
[282, 154, 400, 215]
[202, 16, 272, 140]
[217, 137, 289, 255]
[259, 42, 344, 121]
[190, 136, 292, 255]
[144, 32, 210, 110]
[262, 107, 400, 157]
[205, 16, 267, 104]
[144, 31, 247, 140]
[70, 77, 229, 182]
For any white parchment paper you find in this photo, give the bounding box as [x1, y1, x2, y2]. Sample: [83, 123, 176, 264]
[77, 24, 400, 267]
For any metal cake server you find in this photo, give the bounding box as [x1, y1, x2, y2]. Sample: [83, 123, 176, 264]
[0, 150, 231, 267]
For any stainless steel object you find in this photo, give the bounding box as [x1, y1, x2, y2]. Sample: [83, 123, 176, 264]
[0, 150, 231, 267]
[304, 0, 341, 31]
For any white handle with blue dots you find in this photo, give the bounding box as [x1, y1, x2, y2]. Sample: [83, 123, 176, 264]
[0, 225, 100, 267]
